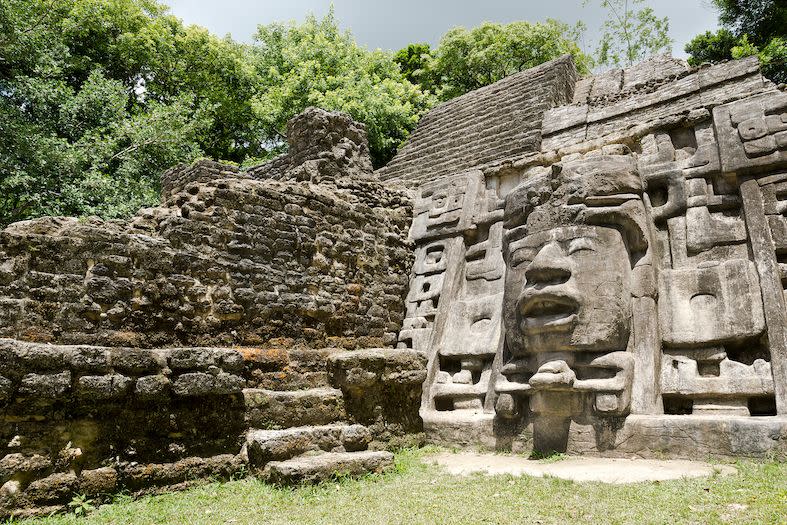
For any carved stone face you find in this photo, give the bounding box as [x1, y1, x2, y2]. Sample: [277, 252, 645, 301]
[503, 225, 632, 356]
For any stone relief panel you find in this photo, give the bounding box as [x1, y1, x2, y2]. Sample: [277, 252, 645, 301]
[410, 174, 481, 241]
[428, 175, 506, 414]
[398, 173, 485, 354]
[402, 85, 787, 455]
[489, 153, 648, 451]
[638, 114, 776, 417]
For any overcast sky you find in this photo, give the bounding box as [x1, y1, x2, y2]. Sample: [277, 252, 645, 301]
[164, 0, 720, 59]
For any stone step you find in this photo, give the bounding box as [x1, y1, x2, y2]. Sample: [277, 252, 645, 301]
[245, 424, 371, 467]
[243, 387, 345, 428]
[262, 451, 394, 485]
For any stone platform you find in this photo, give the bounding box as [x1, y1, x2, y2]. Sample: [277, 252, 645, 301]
[423, 412, 787, 460]
[428, 452, 737, 483]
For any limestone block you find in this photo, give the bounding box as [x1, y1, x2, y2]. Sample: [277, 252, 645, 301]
[1, 340, 68, 375]
[23, 473, 77, 504]
[661, 355, 774, 397]
[410, 172, 483, 242]
[134, 374, 170, 400]
[172, 372, 244, 397]
[78, 467, 118, 496]
[698, 56, 760, 88]
[684, 206, 747, 254]
[119, 455, 244, 491]
[464, 221, 505, 282]
[439, 294, 503, 359]
[405, 273, 444, 319]
[0, 454, 51, 481]
[109, 348, 163, 374]
[541, 104, 588, 136]
[246, 424, 371, 465]
[327, 349, 427, 388]
[659, 259, 765, 346]
[412, 239, 455, 276]
[76, 374, 134, 401]
[243, 387, 345, 428]
[69, 347, 111, 373]
[262, 451, 394, 485]
[18, 372, 71, 398]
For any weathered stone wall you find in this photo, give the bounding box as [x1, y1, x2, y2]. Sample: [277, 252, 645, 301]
[0, 107, 424, 518]
[0, 109, 413, 350]
[0, 339, 250, 517]
[0, 337, 427, 518]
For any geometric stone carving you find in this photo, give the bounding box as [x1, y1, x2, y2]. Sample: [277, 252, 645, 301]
[684, 206, 747, 254]
[410, 171, 483, 242]
[661, 353, 774, 415]
[658, 259, 765, 346]
[439, 295, 503, 359]
[714, 91, 787, 175]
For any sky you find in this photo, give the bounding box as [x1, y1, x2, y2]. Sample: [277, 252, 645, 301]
[164, 0, 721, 59]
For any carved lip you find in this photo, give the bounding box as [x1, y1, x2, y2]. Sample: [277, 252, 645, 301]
[519, 292, 579, 333]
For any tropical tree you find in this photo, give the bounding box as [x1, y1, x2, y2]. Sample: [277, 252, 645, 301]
[685, 29, 739, 66]
[0, 0, 259, 225]
[685, 0, 786, 83]
[250, 10, 435, 168]
[589, 0, 672, 68]
[394, 43, 437, 93]
[419, 19, 592, 101]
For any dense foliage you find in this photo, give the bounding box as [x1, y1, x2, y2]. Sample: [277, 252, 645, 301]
[684, 29, 739, 66]
[0, 0, 260, 225]
[685, 0, 786, 83]
[396, 20, 592, 101]
[394, 43, 436, 92]
[0, 2, 432, 225]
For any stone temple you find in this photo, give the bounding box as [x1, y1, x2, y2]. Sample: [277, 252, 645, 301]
[1, 54, 786, 516]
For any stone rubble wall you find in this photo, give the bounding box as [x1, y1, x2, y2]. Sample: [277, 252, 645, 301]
[0, 109, 413, 350]
[0, 339, 251, 518]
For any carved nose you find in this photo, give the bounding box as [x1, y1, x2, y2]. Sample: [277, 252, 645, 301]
[524, 241, 571, 285]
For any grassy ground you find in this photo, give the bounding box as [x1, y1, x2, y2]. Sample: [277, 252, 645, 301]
[15, 448, 787, 525]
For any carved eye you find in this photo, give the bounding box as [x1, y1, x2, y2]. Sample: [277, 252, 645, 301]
[568, 238, 595, 255]
[509, 249, 532, 269]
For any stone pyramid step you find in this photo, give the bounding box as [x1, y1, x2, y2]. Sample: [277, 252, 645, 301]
[243, 387, 345, 428]
[245, 424, 371, 467]
[262, 451, 394, 485]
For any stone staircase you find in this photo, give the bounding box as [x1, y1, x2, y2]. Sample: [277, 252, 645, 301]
[237, 347, 421, 485]
[243, 387, 346, 428]
[244, 424, 394, 484]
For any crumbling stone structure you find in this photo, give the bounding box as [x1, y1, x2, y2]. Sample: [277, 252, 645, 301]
[0, 108, 423, 518]
[2, 53, 787, 518]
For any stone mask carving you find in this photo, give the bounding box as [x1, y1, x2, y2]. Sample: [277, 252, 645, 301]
[497, 153, 647, 429]
[503, 224, 632, 356]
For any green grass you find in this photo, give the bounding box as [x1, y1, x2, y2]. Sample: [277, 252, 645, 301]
[16, 448, 787, 525]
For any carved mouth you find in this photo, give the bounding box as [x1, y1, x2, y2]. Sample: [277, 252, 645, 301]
[519, 293, 579, 334]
